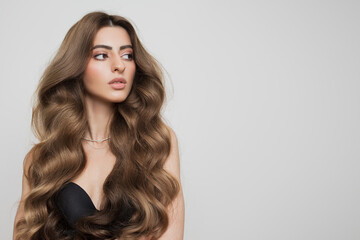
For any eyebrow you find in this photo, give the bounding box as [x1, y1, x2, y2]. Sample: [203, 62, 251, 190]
[90, 44, 133, 51]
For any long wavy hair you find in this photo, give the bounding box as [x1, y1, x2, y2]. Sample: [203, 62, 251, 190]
[15, 11, 179, 240]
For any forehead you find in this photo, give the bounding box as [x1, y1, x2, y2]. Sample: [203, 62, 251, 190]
[92, 26, 131, 46]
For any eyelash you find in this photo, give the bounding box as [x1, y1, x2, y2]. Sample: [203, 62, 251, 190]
[93, 53, 133, 61]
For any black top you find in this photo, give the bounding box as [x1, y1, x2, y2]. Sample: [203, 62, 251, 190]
[56, 182, 98, 227]
[55, 182, 135, 237]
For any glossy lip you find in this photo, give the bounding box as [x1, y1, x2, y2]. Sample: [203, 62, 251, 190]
[108, 77, 127, 84]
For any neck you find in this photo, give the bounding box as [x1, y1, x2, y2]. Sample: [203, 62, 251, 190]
[84, 94, 114, 140]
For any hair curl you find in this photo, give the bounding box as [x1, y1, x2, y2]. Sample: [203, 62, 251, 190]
[15, 11, 180, 240]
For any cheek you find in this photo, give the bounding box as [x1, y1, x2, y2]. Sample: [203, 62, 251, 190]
[127, 64, 136, 84]
[84, 63, 104, 84]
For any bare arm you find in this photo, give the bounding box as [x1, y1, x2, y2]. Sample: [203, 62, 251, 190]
[13, 151, 33, 240]
[158, 127, 185, 240]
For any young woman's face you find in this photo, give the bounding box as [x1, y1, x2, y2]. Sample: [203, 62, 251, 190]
[83, 26, 136, 103]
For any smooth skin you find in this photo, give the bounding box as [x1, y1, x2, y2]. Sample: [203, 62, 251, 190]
[13, 26, 184, 240]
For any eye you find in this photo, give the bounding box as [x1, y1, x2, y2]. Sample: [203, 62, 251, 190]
[122, 53, 133, 60]
[94, 53, 108, 60]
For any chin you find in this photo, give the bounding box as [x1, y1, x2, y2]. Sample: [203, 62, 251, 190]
[110, 95, 130, 103]
[85, 92, 129, 104]
[112, 99, 127, 103]
[108, 91, 131, 101]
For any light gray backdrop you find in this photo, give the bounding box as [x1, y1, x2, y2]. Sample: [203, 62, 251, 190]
[1, 0, 360, 239]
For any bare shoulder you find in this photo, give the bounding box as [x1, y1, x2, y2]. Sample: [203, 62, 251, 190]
[22, 147, 36, 195]
[166, 125, 178, 147]
[24, 148, 34, 167]
[23, 148, 35, 176]
[13, 148, 35, 239]
[158, 126, 185, 240]
[164, 125, 181, 180]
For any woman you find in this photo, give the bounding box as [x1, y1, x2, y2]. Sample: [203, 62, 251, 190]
[13, 11, 184, 240]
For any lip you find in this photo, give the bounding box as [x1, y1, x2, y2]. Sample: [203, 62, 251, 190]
[109, 78, 127, 90]
[109, 78, 127, 84]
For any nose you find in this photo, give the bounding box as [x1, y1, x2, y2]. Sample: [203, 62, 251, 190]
[112, 58, 125, 73]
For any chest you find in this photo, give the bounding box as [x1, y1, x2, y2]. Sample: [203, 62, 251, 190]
[71, 145, 116, 210]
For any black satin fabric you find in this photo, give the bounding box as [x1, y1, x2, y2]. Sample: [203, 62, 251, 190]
[56, 182, 98, 227]
[55, 182, 135, 237]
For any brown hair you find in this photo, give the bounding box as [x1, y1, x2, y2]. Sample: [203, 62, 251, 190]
[15, 11, 179, 240]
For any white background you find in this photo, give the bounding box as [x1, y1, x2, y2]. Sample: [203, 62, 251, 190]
[1, 0, 360, 239]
